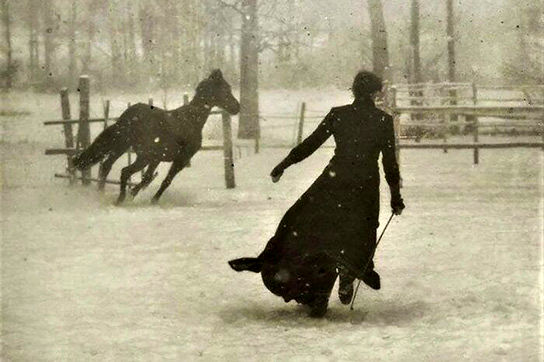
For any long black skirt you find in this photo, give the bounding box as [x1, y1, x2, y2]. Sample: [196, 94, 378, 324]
[258, 160, 380, 304]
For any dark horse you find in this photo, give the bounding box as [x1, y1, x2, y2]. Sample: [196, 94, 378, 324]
[73, 69, 240, 204]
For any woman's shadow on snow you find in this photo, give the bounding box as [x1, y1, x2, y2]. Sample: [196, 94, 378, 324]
[219, 299, 429, 326]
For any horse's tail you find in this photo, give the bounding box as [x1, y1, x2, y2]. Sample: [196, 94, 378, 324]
[72, 121, 130, 170]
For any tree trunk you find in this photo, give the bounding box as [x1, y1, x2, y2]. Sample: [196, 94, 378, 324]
[446, 0, 456, 82]
[109, 3, 122, 83]
[410, 0, 422, 83]
[238, 0, 260, 140]
[2, 0, 12, 88]
[216, 30, 226, 71]
[409, 0, 423, 120]
[68, 0, 77, 84]
[81, 2, 95, 74]
[125, 3, 137, 84]
[139, 3, 156, 76]
[446, 0, 457, 124]
[127, 5, 137, 61]
[169, 1, 181, 82]
[42, 0, 55, 81]
[228, 29, 236, 76]
[367, 0, 389, 80]
[27, 1, 39, 83]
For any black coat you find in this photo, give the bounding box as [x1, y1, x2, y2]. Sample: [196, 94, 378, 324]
[251, 98, 400, 304]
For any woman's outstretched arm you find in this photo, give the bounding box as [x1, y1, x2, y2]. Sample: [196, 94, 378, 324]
[271, 110, 335, 179]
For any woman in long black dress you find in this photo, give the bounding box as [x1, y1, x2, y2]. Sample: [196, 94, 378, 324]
[229, 71, 405, 317]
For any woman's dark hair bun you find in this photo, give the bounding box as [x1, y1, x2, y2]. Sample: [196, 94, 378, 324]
[352, 71, 383, 99]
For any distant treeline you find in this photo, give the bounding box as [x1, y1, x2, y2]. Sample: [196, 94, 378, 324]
[1, 0, 542, 92]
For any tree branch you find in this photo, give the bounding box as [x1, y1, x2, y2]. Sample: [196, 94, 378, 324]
[216, 0, 244, 15]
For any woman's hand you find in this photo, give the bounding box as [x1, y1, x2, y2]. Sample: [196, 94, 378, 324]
[391, 196, 405, 215]
[270, 165, 284, 183]
[389, 183, 404, 215]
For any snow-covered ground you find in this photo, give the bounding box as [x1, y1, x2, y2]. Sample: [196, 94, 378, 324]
[1, 90, 543, 361]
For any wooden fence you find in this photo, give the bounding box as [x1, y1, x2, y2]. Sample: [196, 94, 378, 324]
[44, 75, 236, 190]
[389, 82, 544, 164]
[264, 88, 542, 158]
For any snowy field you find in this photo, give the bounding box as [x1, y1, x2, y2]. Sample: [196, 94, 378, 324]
[1, 90, 543, 361]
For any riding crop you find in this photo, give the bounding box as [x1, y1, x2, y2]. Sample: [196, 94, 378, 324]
[350, 212, 395, 311]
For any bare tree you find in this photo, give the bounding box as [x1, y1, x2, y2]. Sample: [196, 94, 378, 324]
[502, 0, 543, 84]
[139, 2, 156, 75]
[446, 0, 457, 123]
[81, 1, 98, 74]
[218, 0, 260, 140]
[238, 0, 260, 139]
[108, 2, 123, 84]
[121, 1, 138, 84]
[410, 0, 422, 83]
[446, 0, 455, 83]
[68, 0, 77, 83]
[367, 0, 389, 80]
[42, 0, 56, 82]
[1, 0, 13, 89]
[26, 0, 39, 83]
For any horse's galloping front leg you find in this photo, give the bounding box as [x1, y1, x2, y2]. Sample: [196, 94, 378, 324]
[116, 156, 148, 205]
[151, 150, 196, 204]
[131, 161, 160, 198]
[98, 151, 124, 191]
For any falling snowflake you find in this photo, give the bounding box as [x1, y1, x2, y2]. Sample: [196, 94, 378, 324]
[154, 137, 160, 143]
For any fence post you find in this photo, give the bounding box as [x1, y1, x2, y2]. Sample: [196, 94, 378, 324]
[126, 102, 132, 182]
[442, 123, 448, 153]
[222, 111, 235, 189]
[472, 82, 479, 164]
[254, 137, 260, 154]
[438, 84, 448, 153]
[390, 86, 397, 111]
[542, 114, 544, 151]
[183, 94, 192, 167]
[449, 84, 458, 124]
[540, 109, 544, 151]
[60, 88, 75, 184]
[297, 102, 306, 145]
[78, 75, 91, 185]
[103, 100, 110, 129]
[98, 99, 111, 191]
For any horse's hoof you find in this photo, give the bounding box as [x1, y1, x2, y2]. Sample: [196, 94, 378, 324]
[130, 188, 139, 197]
[151, 197, 159, 205]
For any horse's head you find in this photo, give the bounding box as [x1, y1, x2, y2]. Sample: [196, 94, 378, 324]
[194, 69, 240, 115]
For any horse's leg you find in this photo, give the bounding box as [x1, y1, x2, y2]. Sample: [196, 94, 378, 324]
[151, 155, 193, 204]
[131, 160, 160, 197]
[98, 150, 124, 191]
[116, 156, 149, 205]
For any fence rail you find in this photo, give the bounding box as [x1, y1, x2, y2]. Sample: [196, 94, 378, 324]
[389, 82, 543, 165]
[394, 105, 544, 118]
[255, 83, 543, 168]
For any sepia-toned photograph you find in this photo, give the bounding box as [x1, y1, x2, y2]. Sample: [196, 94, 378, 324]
[1, 0, 542, 360]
